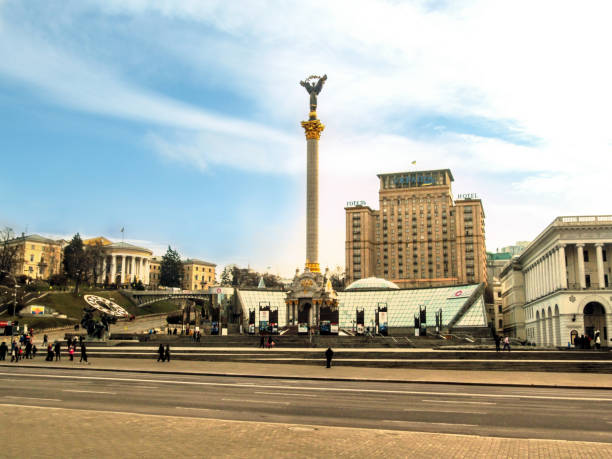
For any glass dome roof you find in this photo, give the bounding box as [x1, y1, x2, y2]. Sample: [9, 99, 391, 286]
[345, 277, 400, 291]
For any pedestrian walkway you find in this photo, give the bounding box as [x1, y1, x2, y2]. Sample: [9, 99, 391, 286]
[3, 404, 611, 458]
[3, 358, 612, 389]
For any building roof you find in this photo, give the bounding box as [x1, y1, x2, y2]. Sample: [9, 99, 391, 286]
[83, 236, 113, 246]
[376, 169, 454, 182]
[105, 241, 153, 254]
[6, 234, 60, 245]
[183, 258, 217, 267]
[345, 277, 400, 291]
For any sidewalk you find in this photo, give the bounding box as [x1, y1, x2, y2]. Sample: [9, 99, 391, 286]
[3, 357, 612, 389]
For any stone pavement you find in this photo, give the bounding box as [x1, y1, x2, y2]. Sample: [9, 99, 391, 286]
[2, 404, 611, 458]
[4, 357, 612, 389]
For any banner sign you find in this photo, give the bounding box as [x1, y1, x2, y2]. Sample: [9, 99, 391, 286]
[448, 289, 473, 299]
[298, 323, 308, 333]
[30, 306, 45, 315]
[331, 323, 339, 334]
[259, 310, 269, 322]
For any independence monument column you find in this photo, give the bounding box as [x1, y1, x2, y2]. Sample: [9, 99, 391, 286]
[299, 74, 327, 274]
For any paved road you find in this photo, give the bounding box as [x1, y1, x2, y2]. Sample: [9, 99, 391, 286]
[2, 366, 611, 444]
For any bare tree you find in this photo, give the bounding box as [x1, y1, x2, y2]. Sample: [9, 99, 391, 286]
[87, 241, 106, 286]
[0, 227, 19, 274]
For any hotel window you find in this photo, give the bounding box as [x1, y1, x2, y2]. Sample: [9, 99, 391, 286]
[585, 274, 591, 288]
[30, 255, 34, 262]
[583, 250, 589, 262]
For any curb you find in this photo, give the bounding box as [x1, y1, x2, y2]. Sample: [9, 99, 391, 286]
[2, 363, 611, 391]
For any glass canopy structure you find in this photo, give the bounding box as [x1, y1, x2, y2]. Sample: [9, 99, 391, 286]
[237, 281, 487, 331]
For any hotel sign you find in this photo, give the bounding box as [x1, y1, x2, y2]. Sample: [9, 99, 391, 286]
[393, 174, 434, 187]
[457, 193, 478, 199]
[346, 201, 366, 207]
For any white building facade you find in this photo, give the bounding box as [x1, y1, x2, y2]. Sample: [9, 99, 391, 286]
[500, 216, 612, 347]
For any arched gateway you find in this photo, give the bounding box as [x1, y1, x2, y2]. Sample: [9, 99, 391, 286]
[583, 302, 606, 340]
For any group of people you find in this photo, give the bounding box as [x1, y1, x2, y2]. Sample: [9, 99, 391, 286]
[156, 344, 171, 362]
[494, 335, 511, 352]
[259, 335, 275, 348]
[0, 333, 38, 362]
[575, 331, 602, 350]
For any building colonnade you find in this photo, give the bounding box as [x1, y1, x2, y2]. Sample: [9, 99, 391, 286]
[99, 254, 150, 285]
[524, 242, 609, 302]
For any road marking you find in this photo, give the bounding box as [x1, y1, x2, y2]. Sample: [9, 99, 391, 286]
[421, 399, 496, 405]
[403, 408, 485, 415]
[5, 396, 61, 402]
[2, 372, 611, 402]
[175, 406, 223, 412]
[63, 389, 116, 395]
[255, 391, 318, 397]
[222, 398, 290, 405]
[383, 420, 477, 427]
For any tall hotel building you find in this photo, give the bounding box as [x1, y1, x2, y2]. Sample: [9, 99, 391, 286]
[345, 169, 487, 289]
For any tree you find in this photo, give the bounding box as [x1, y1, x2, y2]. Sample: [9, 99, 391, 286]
[63, 233, 91, 294]
[329, 266, 346, 290]
[0, 227, 19, 274]
[86, 241, 106, 286]
[160, 246, 182, 288]
[220, 266, 233, 286]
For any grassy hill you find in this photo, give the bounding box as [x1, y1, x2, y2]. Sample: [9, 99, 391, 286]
[6, 290, 183, 329]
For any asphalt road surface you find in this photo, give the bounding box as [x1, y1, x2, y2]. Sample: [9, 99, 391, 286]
[1, 367, 611, 444]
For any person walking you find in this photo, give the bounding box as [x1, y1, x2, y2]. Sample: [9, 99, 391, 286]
[25, 340, 32, 359]
[10, 345, 18, 363]
[32, 343, 37, 358]
[54, 341, 61, 361]
[260, 335, 265, 349]
[494, 335, 501, 352]
[502, 336, 511, 352]
[325, 347, 334, 368]
[164, 345, 170, 362]
[80, 342, 88, 364]
[43, 334, 48, 347]
[0, 341, 7, 361]
[69, 345, 75, 361]
[157, 344, 165, 362]
[267, 336, 273, 349]
[595, 332, 601, 350]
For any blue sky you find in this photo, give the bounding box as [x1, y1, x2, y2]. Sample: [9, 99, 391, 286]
[1, 0, 611, 277]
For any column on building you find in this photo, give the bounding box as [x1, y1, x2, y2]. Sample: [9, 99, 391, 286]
[140, 258, 145, 282]
[542, 255, 549, 296]
[110, 255, 117, 284]
[130, 256, 136, 283]
[547, 252, 555, 292]
[536, 259, 542, 298]
[576, 243, 586, 289]
[101, 257, 107, 284]
[552, 248, 560, 290]
[119, 255, 126, 284]
[525, 267, 531, 302]
[546, 253, 552, 294]
[145, 259, 150, 285]
[595, 243, 605, 289]
[558, 244, 567, 289]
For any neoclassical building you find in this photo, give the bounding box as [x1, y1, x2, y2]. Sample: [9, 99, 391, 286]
[500, 216, 611, 347]
[84, 237, 152, 286]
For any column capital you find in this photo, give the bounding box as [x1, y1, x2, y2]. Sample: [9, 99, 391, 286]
[576, 243, 585, 248]
[558, 243, 567, 249]
[595, 242, 604, 248]
[300, 119, 325, 140]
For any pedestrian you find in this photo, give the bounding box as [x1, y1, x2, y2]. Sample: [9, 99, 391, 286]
[494, 335, 501, 352]
[325, 347, 334, 368]
[46, 344, 54, 361]
[17, 346, 23, 362]
[267, 336, 273, 349]
[54, 341, 61, 361]
[80, 342, 88, 364]
[0, 341, 7, 361]
[157, 344, 164, 362]
[32, 343, 37, 358]
[173, 328, 177, 335]
[164, 345, 170, 362]
[69, 345, 75, 361]
[503, 336, 511, 352]
[595, 333, 601, 350]
[10, 345, 18, 363]
[43, 334, 48, 346]
[25, 340, 32, 359]
[260, 335, 265, 348]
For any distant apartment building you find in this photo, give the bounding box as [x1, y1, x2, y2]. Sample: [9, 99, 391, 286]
[148, 257, 162, 288]
[182, 259, 216, 290]
[5, 234, 63, 280]
[345, 169, 487, 289]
